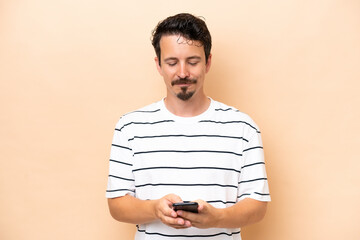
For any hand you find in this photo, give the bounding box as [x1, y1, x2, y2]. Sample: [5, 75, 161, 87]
[176, 199, 221, 229]
[153, 194, 192, 229]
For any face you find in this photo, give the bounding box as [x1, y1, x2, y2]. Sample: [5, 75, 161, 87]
[155, 35, 212, 102]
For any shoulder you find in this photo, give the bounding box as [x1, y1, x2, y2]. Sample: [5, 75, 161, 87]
[114, 100, 164, 129]
[124, 101, 161, 117]
[211, 100, 261, 133]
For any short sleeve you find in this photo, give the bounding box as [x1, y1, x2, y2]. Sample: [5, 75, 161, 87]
[237, 128, 271, 202]
[106, 118, 135, 198]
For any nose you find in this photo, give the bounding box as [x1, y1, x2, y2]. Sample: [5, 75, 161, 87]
[177, 63, 190, 79]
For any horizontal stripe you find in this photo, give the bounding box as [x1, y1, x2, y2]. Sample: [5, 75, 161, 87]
[207, 200, 237, 205]
[137, 228, 240, 238]
[142, 199, 237, 205]
[243, 146, 263, 152]
[238, 192, 270, 198]
[238, 193, 251, 198]
[242, 162, 264, 169]
[133, 166, 240, 173]
[134, 150, 242, 157]
[106, 188, 135, 193]
[123, 109, 161, 117]
[109, 159, 133, 166]
[255, 192, 270, 196]
[108, 175, 134, 182]
[128, 134, 248, 142]
[111, 144, 132, 151]
[239, 178, 268, 184]
[135, 183, 238, 188]
[115, 120, 174, 132]
[130, 109, 161, 114]
[214, 107, 235, 112]
[199, 120, 260, 133]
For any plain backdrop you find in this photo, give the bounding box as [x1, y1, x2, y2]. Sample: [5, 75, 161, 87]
[1, 0, 360, 239]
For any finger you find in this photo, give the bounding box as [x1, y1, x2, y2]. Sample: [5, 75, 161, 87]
[184, 220, 192, 227]
[193, 199, 206, 212]
[161, 216, 187, 227]
[197, 203, 205, 212]
[168, 225, 189, 229]
[168, 219, 191, 229]
[169, 220, 191, 229]
[177, 210, 198, 222]
[160, 204, 178, 218]
[158, 199, 178, 217]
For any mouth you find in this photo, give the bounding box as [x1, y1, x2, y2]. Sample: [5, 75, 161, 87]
[177, 83, 193, 88]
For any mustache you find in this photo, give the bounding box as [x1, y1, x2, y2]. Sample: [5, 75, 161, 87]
[171, 78, 197, 86]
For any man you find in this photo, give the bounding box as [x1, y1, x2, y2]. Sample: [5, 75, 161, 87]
[106, 13, 270, 239]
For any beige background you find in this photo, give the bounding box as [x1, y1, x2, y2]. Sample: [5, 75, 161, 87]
[1, 0, 360, 239]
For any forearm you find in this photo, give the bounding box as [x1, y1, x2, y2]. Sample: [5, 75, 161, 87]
[216, 198, 268, 228]
[108, 195, 157, 224]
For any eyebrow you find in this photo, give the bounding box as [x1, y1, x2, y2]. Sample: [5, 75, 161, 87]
[187, 56, 201, 61]
[164, 57, 178, 62]
[164, 56, 202, 62]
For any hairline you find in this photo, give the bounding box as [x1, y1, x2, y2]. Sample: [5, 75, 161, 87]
[157, 33, 207, 65]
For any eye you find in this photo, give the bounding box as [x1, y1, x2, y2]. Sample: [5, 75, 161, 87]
[165, 61, 177, 67]
[188, 61, 199, 66]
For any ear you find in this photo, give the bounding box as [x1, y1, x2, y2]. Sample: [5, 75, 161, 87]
[205, 54, 212, 73]
[154, 57, 163, 76]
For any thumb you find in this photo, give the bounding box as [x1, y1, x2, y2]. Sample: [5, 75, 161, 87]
[166, 194, 183, 203]
[193, 199, 206, 212]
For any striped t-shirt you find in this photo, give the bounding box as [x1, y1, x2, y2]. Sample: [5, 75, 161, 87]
[106, 98, 271, 240]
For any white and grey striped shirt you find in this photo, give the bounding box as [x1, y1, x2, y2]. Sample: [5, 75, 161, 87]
[107, 98, 271, 240]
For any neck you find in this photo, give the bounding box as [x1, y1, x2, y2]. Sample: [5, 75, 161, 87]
[164, 93, 210, 117]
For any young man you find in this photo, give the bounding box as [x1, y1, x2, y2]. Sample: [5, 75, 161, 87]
[106, 13, 270, 239]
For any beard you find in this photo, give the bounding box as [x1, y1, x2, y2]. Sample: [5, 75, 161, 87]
[171, 78, 197, 101]
[176, 87, 195, 101]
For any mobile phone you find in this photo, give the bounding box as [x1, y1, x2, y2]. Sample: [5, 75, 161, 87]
[172, 201, 198, 213]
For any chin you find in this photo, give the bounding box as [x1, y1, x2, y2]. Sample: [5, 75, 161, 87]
[176, 91, 195, 101]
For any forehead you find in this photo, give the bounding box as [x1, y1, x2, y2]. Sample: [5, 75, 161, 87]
[159, 35, 205, 59]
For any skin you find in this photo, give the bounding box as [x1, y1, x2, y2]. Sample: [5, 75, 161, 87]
[176, 198, 267, 229]
[108, 34, 268, 229]
[155, 35, 212, 117]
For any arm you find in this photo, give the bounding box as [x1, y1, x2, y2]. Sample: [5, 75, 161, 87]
[217, 198, 268, 228]
[108, 195, 157, 224]
[107, 194, 192, 228]
[177, 198, 268, 229]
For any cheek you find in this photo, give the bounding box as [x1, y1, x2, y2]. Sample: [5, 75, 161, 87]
[192, 67, 206, 76]
[192, 71, 205, 80]
[163, 73, 174, 82]
[162, 68, 176, 77]
[162, 73, 175, 85]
